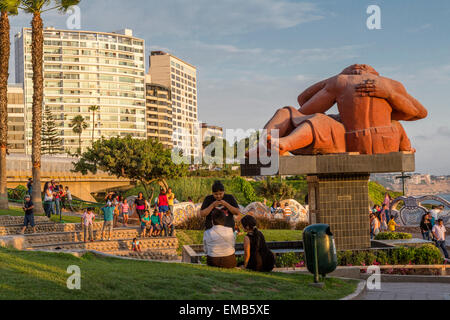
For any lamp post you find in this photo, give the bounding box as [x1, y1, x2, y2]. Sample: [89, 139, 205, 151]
[395, 172, 412, 196]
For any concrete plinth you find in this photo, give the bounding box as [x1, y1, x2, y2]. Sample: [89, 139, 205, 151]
[241, 152, 415, 250]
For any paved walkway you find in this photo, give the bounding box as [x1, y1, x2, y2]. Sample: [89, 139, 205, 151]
[357, 282, 450, 300]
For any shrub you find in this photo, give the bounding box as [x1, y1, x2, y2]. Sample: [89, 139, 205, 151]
[336, 246, 441, 266]
[7, 185, 28, 201]
[376, 250, 389, 265]
[364, 252, 378, 266]
[390, 247, 415, 265]
[253, 216, 292, 230]
[294, 221, 309, 230]
[178, 215, 206, 230]
[338, 251, 354, 266]
[233, 176, 259, 203]
[275, 252, 302, 268]
[375, 232, 412, 240]
[413, 244, 443, 265]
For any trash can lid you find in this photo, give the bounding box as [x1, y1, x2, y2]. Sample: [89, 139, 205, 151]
[304, 224, 332, 236]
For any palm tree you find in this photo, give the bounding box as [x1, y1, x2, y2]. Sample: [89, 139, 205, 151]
[88, 105, 100, 144]
[0, 0, 20, 210]
[70, 115, 87, 154]
[19, 0, 80, 213]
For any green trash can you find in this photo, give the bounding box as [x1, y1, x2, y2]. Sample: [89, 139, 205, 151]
[303, 224, 337, 281]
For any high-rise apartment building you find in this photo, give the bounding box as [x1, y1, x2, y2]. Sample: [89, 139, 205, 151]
[6, 84, 26, 154]
[201, 123, 223, 142]
[146, 76, 173, 149]
[148, 51, 200, 159]
[15, 27, 146, 154]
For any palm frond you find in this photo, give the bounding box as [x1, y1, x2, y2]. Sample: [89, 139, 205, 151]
[0, 0, 21, 14]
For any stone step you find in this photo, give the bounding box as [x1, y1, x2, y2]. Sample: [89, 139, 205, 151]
[0, 215, 51, 226]
[30, 236, 178, 252]
[0, 221, 105, 236]
[24, 227, 140, 246]
[104, 250, 180, 261]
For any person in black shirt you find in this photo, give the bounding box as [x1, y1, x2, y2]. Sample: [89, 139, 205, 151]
[133, 192, 147, 220]
[200, 181, 241, 230]
[20, 195, 36, 234]
[240, 215, 275, 272]
[420, 213, 433, 241]
[26, 178, 33, 196]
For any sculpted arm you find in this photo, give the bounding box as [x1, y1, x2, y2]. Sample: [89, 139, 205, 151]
[297, 79, 328, 106]
[298, 79, 337, 115]
[356, 78, 428, 121]
[387, 81, 428, 121]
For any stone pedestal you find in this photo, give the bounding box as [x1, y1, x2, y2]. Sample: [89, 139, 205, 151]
[241, 152, 415, 250]
[307, 173, 371, 250]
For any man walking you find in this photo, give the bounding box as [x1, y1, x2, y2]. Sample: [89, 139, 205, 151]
[20, 195, 36, 234]
[101, 202, 115, 241]
[432, 219, 448, 259]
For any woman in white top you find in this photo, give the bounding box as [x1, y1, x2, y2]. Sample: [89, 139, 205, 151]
[203, 209, 236, 269]
[43, 182, 54, 218]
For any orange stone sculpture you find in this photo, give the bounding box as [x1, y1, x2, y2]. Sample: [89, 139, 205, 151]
[256, 64, 427, 156]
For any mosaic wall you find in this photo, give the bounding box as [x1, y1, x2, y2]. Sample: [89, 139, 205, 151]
[172, 199, 308, 225]
[126, 196, 309, 226]
[391, 195, 450, 227]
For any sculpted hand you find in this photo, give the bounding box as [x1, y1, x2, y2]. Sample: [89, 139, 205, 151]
[355, 79, 392, 99]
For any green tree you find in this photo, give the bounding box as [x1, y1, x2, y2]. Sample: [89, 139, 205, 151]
[42, 105, 63, 155]
[0, 0, 20, 210]
[72, 136, 188, 198]
[20, 0, 81, 213]
[70, 115, 88, 154]
[88, 105, 100, 144]
[257, 177, 295, 203]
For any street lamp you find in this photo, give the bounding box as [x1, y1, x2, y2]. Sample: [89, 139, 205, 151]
[395, 172, 412, 196]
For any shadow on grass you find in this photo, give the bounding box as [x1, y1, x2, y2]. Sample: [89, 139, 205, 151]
[0, 247, 357, 300]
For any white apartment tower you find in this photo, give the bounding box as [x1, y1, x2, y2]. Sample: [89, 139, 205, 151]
[148, 51, 200, 160]
[15, 27, 146, 154]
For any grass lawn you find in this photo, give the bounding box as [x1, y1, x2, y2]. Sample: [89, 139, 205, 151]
[0, 247, 357, 300]
[176, 229, 303, 254]
[0, 208, 90, 224]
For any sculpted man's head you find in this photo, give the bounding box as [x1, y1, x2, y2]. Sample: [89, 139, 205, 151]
[341, 64, 379, 76]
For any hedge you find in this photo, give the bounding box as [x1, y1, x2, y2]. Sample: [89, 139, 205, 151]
[375, 232, 413, 240]
[276, 245, 444, 268]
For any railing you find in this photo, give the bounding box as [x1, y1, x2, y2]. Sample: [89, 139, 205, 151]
[7, 187, 105, 212]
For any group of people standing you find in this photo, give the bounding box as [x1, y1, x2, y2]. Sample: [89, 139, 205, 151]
[135, 188, 175, 238]
[42, 180, 73, 218]
[420, 206, 448, 259]
[80, 188, 177, 243]
[201, 181, 275, 272]
[370, 204, 398, 239]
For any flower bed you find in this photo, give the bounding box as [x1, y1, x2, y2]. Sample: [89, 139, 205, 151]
[274, 244, 444, 268]
[360, 265, 447, 276]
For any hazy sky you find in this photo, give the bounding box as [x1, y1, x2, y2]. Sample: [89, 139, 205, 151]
[8, 0, 450, 175]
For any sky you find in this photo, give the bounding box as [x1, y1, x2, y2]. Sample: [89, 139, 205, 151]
[7, 0, 450, 175]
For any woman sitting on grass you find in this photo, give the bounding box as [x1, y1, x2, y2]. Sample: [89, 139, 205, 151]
[203, 209, 237, 269]
[240, 215, 275, 272]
